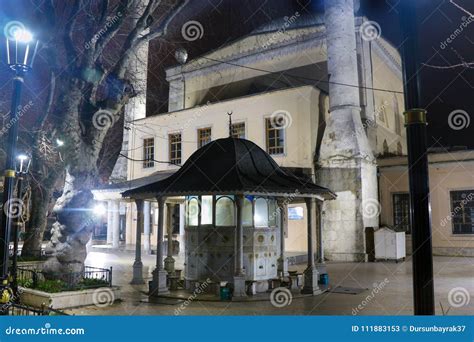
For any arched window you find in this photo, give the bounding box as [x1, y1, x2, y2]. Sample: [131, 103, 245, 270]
[216, 196, 235, 226]
[242, 198, 253, 227]
[255, 198, 269, 227]
[186, 197, 199, 226]
[201, 195, 213, 225]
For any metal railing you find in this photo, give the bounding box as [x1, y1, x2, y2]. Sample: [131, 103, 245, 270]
[17, 265, 113, 291]
[6, 303, 67, 316]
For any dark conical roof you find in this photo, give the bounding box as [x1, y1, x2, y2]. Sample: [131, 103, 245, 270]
[122, 138, 335, 199]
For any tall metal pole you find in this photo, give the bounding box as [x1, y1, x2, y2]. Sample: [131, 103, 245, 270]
[0, 70, 25, 282]
[11, 172, 24, 300]
[399, 0, 435, 315]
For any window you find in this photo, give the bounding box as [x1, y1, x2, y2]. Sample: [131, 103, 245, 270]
[393, 193, 411, 233]
[216, 196, 235, 226]
[288, 207, 304, 220]
[231, 122, 246, 139]
[201, 196, 213, 225]
[169, 133, 182, 165]
[197, 127, 212, 148]
[242, 197, 253, 226]
[450, 190, 474, 234]
[268, 199, 277, 227]
[255, 198, 269, 227]
[143, 138, 154, 168]
[186, 197, 199, 226]
[265, 118, 285, 155]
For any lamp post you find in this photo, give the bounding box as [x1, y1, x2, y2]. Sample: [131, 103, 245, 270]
[11, 154, 31, 300]
[399, 1, 435, 315]
[0, 25, 38, 309]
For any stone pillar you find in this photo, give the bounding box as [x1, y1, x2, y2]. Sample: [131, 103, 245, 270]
[143, 201, 151, 254]
[277, 199, 289, 277]
[302, 198, 321, 295]
[233, 195, 246, 298]
[164, 203, 175, 274]
[316, 201, 327, 275]
[317, 0, 378, 262]
[106, 200, 113, 244]
[111, 201, 120, 249]
[149, 197, 169, 295]
[168, 74, 185, 111]
[131, 199, 145, 284]
[178, 203, 185, 260]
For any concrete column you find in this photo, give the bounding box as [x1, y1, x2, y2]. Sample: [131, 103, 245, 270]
[277, 199, 289, 277]
[178, 203, 185, 260]
[233, 195, 246, 298]
[106, 200, 113, 244]
[317, 0, 378, 262]
[111, 201, 120, 249]
[149, 197, 169, 296]
[316, 201, 327, 276]
[143, 201, 151, 254]
[131, 199, 145, 284]
[164, 203, 175, 274]
[302, 198, 320, 295]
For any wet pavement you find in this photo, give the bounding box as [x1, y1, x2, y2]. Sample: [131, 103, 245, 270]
[65, 250, 474, 316]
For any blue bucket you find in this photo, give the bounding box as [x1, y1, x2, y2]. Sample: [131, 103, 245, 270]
[220, 286, 231, 301]
[319, 273, 329, 285]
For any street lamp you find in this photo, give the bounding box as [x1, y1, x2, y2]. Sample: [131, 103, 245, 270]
[0, 23, 38, 309]
[11, 154, 31, 300]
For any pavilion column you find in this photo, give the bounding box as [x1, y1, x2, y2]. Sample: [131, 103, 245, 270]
[149, 197, 169, 296]
[316, 201, 327, 275]
[143, 201, 151, 254]
[106, 200, 113, 244]
[302, 198, 321, 295]
[131, 199, 145, 284]
[277, 199, 289, 277]
[233, 195, 246, 298]
[164, 203, 176, 274]
[111, 200, 120, 249]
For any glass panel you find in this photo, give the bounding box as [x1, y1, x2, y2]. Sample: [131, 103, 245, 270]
[255, 198, 269, 227]
[393, 193, 411, 233]
[268, 199, 277, 227]
[216, 197, 235, 226]
[201, 196, 213, 225]
[186, 198, 199, 226]
[450, 190, 474, 234]
[242, 198, 253, 226]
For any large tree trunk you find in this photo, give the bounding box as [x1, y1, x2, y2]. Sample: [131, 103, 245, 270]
[43, 170, 95, 283]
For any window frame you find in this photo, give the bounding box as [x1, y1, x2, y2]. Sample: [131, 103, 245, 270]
[265, 117, 285, 155]
[168, 132, 182, 165]
[392, 192, 411, 234]
[231, 122, 246, 139]
[142, 137, 155, 169]
[197, 127, 212, 148]
[449, 189, 474, 235]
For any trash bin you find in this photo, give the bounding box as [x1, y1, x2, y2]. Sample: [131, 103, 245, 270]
[319, 273, 329, 285]
[219, 282, 231, 300]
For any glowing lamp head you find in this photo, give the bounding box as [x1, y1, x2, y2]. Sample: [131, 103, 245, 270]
[93, 204, 107, 216]
[13, 28, 33, 43]
[56, 139, 64, 147]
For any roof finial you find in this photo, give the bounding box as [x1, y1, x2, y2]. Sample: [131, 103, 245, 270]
[227, 111, 233, 137]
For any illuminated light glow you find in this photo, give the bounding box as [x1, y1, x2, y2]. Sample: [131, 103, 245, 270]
[17, 154, 28, 161]
[56, 139, 64, 147]
[93, 204, 107, 216]
[13, 28, 33, 43]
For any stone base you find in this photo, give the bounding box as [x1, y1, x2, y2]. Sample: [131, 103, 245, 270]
[232, 276, 247, 299]
[164, 256, 175, 274]
[130, 261, 145, 285]
[301, 266, 321, 295]
[149, 269, 170, 296]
